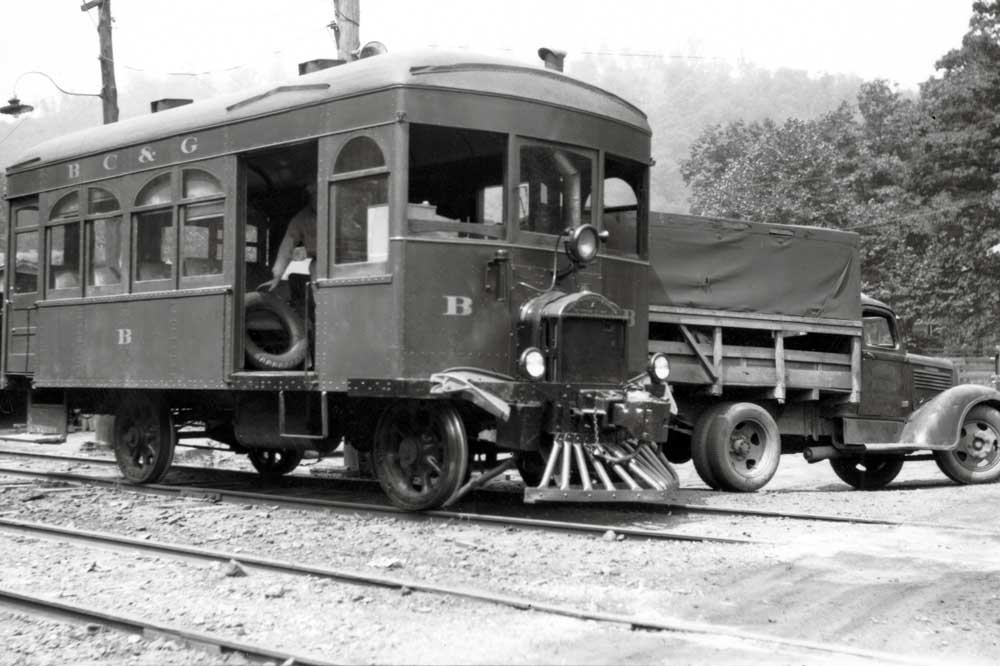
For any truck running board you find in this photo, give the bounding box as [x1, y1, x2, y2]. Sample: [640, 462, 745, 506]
[523, 436, 679, 504]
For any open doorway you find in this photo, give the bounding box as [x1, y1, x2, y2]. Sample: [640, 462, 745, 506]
[240, 141, 318, 371]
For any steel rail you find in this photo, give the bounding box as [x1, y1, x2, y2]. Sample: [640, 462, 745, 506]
[0, 516, 927, 665]
[0, 586, 339, 666]
[0, 464, 755, 545]
[0, 447, 988, 533]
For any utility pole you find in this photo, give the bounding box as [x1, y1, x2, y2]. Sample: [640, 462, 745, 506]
[81, 0, 119, 124]
[332, 0, 361, 61]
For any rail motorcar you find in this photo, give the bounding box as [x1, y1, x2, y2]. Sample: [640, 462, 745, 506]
[2, 49, 676, 510]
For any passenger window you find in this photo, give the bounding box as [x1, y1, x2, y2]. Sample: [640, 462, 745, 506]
[48, 192, 83, 292]
[13, 230, 39, 294]
[408, 124, 506, 236]
[333, 137, 389, 265]
[602, 155, 645, 256]
[48, 223, 82, 290]
[86, 188, 122, 289]
[518, 144, 593, 235]
[134, 209, 174, 281]
[863, 315, 896, 348]
[181, 170, 224, 277]
[15, 206, 39, 228]
[134, 173, 174, 283]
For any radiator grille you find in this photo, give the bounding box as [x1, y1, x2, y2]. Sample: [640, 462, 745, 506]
[557, 318, 626, 383]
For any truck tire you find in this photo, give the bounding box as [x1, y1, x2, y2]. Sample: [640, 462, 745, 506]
[934, 405, 1000, 485]
[703, 402, 781, 492]
[244, 292, 309, 370]
[691, 404, 729, 490]
[830, 456, 904, 490]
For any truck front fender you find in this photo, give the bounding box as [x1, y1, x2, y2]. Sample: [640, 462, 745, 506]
[897, 384, 1000, 449]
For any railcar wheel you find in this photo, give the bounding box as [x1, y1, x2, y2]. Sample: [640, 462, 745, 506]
[703, 402, 781, 492]
[830, 456, 904, 490]
[934, 405, 1000, 484]
[113, 394, 175, 484]
[244, 292, 308, 371]
[373, 401, 469, 511]
[691, 405, 728, 490]
[248, 448, 304, 480]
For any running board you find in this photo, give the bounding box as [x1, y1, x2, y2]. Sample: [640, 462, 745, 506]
[524, 436, 678, 504]
[862, 442, 953, 454]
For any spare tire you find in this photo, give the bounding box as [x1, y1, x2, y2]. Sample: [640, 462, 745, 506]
[244, 291, 309, 370]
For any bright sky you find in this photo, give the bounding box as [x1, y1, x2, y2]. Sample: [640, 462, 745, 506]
[0, 0, 976, 124]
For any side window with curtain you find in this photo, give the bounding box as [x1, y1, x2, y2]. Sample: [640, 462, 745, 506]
[47, 191, 82, 293]
[133, 173, 175, 283]
[331, 136, 389, 265]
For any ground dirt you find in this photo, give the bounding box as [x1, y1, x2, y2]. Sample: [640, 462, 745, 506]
[0, 431, 998, 665]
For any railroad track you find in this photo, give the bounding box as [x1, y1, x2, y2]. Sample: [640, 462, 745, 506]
[0, 515, 927, 665]
[0, 452, 753, 546]
[0, 447, 989, 535]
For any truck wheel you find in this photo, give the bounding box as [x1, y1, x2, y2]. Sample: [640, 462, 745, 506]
[244, 292, 309, 370]
[113, 393, 175, 484]
[704, 402, 781, 492]
[830, 456, 904, 490]
[373, 401, 469, 511]
[691, 404, 728, 490]
[248, 448, 303, 480]
[934, 405, 1000, 484]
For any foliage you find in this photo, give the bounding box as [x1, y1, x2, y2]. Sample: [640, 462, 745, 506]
[680, 1, 1000, 355]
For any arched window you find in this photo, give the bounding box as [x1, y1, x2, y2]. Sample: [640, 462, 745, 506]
[180, 169, 224, 277]
[601, 155, 645, 257]
[136, 173, 172, 207]
[86, 188, 123, 290]
[334, 137, 385, 174]
[133, 173, 175, 282]
[48, 191, 82, 291]
[332, 136, 389, 265]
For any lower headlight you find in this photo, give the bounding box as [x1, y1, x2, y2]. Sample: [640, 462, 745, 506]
[647, 353, 670, 383]
[520, 347, 546, 380]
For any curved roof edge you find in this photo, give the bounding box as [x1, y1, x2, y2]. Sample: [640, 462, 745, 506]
[9, 49, 649, 171]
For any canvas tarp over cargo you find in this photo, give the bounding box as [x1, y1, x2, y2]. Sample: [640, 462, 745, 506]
[648, 213, 861, 321]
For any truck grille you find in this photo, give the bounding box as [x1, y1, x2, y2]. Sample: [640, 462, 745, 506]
[913, 367, 953, 393]
[557, 318, 626, 383]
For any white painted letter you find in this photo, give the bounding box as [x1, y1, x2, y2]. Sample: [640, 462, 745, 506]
[180, 136, 198, 154]
[67, 163, 80, 179]
[117, 328, 133, 345]
[102, 154, 118, 171]
[444, 296, 473, 317]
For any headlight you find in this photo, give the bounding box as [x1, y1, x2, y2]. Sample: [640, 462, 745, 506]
[519, 347, 546, 380]
[647, 353, 670, 384]
[565, 224, 601, 264]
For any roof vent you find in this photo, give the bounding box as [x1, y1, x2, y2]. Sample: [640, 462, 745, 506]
[538, 47, 566, 72]
[298, 59, 345, 75]
[150, 98, 193, 113]
[352, 41, 388, 59]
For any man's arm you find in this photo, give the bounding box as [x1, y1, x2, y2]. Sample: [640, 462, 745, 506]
[260, 217, 302, 291]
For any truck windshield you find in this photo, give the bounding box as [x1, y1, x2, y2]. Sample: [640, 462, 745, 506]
[518, 143, 594, 236]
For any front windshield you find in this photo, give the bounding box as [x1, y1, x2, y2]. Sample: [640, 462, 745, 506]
[518, 144, 593, 235]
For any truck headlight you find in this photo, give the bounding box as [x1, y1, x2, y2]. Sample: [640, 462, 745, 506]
[520, 347, 546, 380]
[647, 353, 670, 384]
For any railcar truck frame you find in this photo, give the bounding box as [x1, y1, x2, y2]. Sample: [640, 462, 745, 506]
[2, 50, 677, 510]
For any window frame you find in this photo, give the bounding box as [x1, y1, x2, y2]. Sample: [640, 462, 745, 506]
[131, 172, 177, 293]
[599, 152, 648, 260]
[863, 312, 899, 351]
[327, 133, 392, 274]
[179, 168, 226, 285]
[513, 137, 597, 248]
[83, 187, 125, 297]
[10, 202, 41, 300]
[44, 190, 84, 300]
